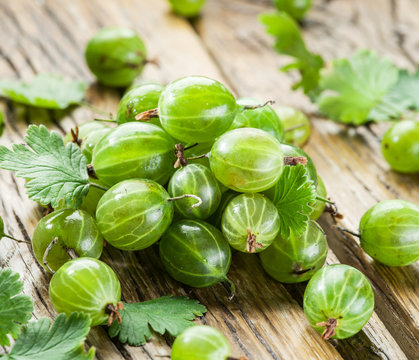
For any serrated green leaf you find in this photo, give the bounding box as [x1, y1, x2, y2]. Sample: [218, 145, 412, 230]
[0, 125, 89, 208]
[2, 313, 93, 360]
[317, 49, 401, 125]
[266, 164, 316, 239]
[109, 296, 207, 346]
[260, 12, 324, 97]
[383, 69, 419, 110]
[0, 74, 87, 110]
[0, 269, 33, 347]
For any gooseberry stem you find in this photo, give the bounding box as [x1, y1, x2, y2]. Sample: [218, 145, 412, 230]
[80, 101, 114, 119]
[106, 302, 124, 327]
[316, 318, 338, 340]
[186, 153, 209, 161]
[337, 226, 361, 238]
[70, 126, 82, 147]
[326, 202, 344, 219]
[284, 156, 307, 166]
[242, 100, 275, 110]
[167, 194, 202, 208]
[2, 234, 31, 244]
[94, 118, 116, 123]
[135, 108, 159, 122]
[89, 182, 109, 192]
[245, 228, 263, 253]
[223, 276, 236, 301]
[43, 237, 59, 274]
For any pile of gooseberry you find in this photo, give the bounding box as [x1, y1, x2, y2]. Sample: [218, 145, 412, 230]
[1, 29, 418, 357]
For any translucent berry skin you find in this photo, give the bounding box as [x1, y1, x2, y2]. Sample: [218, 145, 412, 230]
[85, 27, 147, 87]
[116, 81, 164, 125]
[310, 176, 327, 221]
[260, 221, 327, 283]
[64, 122, 110, 164]
[159, 76, 237, 143]
[80, 179, 106, 217]
[168, 0, 207, 18]
[159, 219, 231, 288]
[49, 258, 121, 327]
[32, 209, 104, 273]
[210, 128, 284, 192]
[275, 106, 311, 147]
[92, 122, 176, 187]
[280, 143, 317, 185]
[230, 98, 285, 142]
[359, 199, 419, 266]
[96, 179, 173, 251]
[273, 0, 312, 20]
[222, 193, 280, 253]
[171, 325, 231, 360]
[381, 120, 419, 173]
[168, 164, 221, 219]
[303, 264, 374, 339]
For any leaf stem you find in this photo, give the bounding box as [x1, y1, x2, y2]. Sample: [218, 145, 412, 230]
[223, 276, 236, 301]
[89, 182, 109, 192]
[94, 118, 117, 123]
[43, 237, 59, 274]
[242, 100, 275, 110]
[3, 234, 31, 244]
[167, 194, 202, 208]
[315, 195, 334, 204]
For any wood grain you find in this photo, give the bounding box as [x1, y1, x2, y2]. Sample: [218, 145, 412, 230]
[0, 0, 417, 359]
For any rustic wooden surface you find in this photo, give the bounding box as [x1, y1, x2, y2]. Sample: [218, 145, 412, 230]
[0, 0, 418, 359]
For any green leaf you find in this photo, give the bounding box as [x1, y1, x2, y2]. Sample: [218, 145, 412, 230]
[317, 49, 401, 125]
[260, 12, 324, 97]
[1, 313, 94, 360]
[267, 164, 316, 239]
[0, 125, 89, 208]
[0, 269, 33, 347]
[383, 69, 419, 110]
[0, 74, 88, 110]
[109, 296, 207, 346]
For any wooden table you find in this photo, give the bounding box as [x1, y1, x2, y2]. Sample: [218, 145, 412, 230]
[0, 0, 418, 359]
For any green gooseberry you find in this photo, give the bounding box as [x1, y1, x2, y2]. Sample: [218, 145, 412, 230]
[85, 26, 147, 87]
[171, 325, 231, 360]
[260, 221, 327, 283]
[230, 98, 285, 142]
[159, 219, 232, 288]
[168, 0, 207, 18]
[280, 143, 317, 185]
[221, 193, 280, 253]
[310, 176, 327, 221]
[32, 209, 104, 273]
[96, 179, 175, 251]
[168, 164, 221, 219]
[64, 121, 110, 163]
[210, 128, 284, 192]
[381, 120, 419, 173]
[275, 106, 311, 147]
[158, 76, 237, 143]
[92, 122, 176, 187]
[49, 257, 121, 327]
[359, 199, 419, 266]
[303, 264, 374, 340]
[116, 81, 164, 126]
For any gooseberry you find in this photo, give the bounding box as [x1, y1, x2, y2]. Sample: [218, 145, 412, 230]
[381, 120, 419, 173]
[209, 128, 284, 192]
[275, 106, 311, 147]
[168, 0, 207, 18]
[85, 27, 147, 87]
[303, 264, 374, 340]
[49, 257, 121, 327]
[310, 176, 327, 221]
[359, 199, 419, 266]
[260, 221, 327, 283]
[32, 209, 104, 273]
[221, 193, 280, 253]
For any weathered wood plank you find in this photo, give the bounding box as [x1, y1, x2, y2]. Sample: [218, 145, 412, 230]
[0, 0, 368, 359]
[196, 0, 418, 358]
